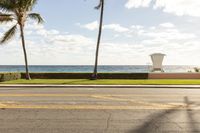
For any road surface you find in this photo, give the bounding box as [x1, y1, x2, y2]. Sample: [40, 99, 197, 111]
[0, 86, 200, 133]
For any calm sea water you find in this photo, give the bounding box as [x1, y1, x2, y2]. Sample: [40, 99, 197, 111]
[0, 65, 196, 73]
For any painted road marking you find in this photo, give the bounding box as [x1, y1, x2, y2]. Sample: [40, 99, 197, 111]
[0, 103, 187, 110]
[0, 93, 193, 109]
[0, 103, 6, 107]
[0, 94, 198, 97]
[91, 95, 186, 108]
[0, 93, 188, 108]
[0, 93, 197, 110]
[0, 97, 188, 110]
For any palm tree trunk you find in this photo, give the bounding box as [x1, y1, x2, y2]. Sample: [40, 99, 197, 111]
[92, 0, 104, 80]
[19, 24, 31, 80]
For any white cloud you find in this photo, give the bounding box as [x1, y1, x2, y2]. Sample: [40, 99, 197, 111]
[128, 22, 197, 44]
[1, 20, 200, 65]
[0, 22, 96, 65]
[106, 22, 200, 65]
[48, 34, 93, 45]
[131, 25, 144, 29]
[125, 0, 152, 9]
[125, 0, 200, 17]
[154, 0, 200, 17]
[79, 21, 129, 33]
[142, 28, 196, 40]
[104, 24, 129, 32]
[82, 21, 98, 31]
[159, 22, 175, 28]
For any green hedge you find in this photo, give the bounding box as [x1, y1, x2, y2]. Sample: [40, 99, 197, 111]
[97, 73, 148, 79]
[0, 73, 21, 82]
[21, 73, 148, 79]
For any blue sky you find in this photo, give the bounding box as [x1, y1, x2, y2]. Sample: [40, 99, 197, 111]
[1, 0, 200, 65]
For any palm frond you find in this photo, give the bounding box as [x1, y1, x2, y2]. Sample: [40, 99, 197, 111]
[0, 0, 15, 12]
[0, 13, 14, 23]
[0, 24, 17, 44]
[27, 13, 44, 24]
[19, 0, 37, 11]
[95, 0, 103, 10]
[28, 0, 37, 10]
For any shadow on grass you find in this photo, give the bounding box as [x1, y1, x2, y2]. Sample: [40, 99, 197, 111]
[128, 96, 200, 133]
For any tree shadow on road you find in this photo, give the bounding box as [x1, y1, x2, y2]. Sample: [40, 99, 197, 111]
[128, 96, 200, 133]
[184, 96, 200, 133]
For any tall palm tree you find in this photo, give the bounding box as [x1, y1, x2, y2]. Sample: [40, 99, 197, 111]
[0, 0, 43, 80]
[92, 0, 104, 80]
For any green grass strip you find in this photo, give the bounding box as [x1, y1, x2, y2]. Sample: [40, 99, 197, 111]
[2, 79, 200, 85]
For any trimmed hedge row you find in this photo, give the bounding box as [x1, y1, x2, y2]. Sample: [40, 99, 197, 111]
[4, 72, 200, 80]
[97, 73, 148, 79]
[0, 73, 21, 82]
[21, 73, 148, 79]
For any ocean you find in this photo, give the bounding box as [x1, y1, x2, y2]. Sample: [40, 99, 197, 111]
[0, 65, 196, 73]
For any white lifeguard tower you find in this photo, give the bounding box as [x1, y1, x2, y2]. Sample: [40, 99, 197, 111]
[150, 53, 165, 72]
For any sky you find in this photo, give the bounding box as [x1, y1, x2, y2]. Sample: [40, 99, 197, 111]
[1, 0, 200, 65]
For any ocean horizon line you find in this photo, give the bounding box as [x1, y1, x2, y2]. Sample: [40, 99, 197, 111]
[0, 65, 198, 66]
[0, 65, 197, 73]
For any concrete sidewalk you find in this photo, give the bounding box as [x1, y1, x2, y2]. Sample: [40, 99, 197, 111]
[0, 84, 200, 88]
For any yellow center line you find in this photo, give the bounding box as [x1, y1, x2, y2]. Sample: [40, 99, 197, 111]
[0, 93, 195, 110]
[0, 104, 187, 110]
[0, 94, 197, 97]
[0, 103, 7, 107]
[91, 95, 186, 108]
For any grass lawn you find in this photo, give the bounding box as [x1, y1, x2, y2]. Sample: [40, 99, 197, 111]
[1, 79, 200, 85]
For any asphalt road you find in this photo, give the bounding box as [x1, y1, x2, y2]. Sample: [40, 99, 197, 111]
[0, 87, 200, 133]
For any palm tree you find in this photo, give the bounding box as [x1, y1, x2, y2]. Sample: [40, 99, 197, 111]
[92, 0, 104, 80]
[0, 0, 44, 80]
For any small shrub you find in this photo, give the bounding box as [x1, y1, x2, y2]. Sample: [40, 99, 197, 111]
[194, 67, 200, 72]
[0, 73, 21, 82]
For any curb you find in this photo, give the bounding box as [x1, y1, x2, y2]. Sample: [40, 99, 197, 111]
[0, 85, 200, 89]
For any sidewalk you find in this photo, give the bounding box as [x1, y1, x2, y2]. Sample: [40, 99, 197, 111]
[0, 84, 200, 88]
